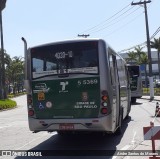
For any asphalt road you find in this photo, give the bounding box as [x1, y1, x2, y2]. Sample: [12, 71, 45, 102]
[0, 95, 160, 159]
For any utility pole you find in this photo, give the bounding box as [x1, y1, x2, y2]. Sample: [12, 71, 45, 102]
[131, 0, 154, 100]
[0, 0, 7, 99]
[78, 34, 90, 38]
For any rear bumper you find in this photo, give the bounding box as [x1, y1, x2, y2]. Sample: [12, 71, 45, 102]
[28, 115, 115, 133]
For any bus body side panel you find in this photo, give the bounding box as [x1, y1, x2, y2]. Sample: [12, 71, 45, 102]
[117, 59, 128, 119]
[98, 40, 116, 132]
[131, 76, 142, 98]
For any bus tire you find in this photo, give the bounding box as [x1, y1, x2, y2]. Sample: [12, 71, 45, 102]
[131, 97, 136, 103]
[57, 131, 70, 136]
[126, 101, 131, 119]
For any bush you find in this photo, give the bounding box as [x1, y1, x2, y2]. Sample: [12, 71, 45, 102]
[0, 99, 17, 110]
[7, 92, 26, 98]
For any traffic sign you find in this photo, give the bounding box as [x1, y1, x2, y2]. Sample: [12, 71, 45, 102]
[143, 126, 160, 140]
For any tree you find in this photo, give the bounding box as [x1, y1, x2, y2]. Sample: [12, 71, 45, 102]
[150, 37, 160, 79]
[5, 56, 24, 94]
[134, 46, 146, 64]
[125, 46, 148, 87]
[0, 49, 11, 99]
[0, 49, 11, 65]
[125, 51, 137, 64]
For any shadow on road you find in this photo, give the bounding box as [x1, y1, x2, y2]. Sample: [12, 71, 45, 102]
[15, 117, 131, 159]
[131, 102, 143, 105]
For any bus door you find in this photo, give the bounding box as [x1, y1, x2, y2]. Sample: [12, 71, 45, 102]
[125, 66, 131, 114]
[109, 53, 120, 127]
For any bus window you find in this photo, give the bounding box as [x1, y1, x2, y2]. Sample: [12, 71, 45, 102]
[31, 42, 99, 79]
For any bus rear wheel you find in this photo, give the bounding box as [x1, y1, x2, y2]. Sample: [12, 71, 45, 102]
[57, 131, 71, 136]
[115, 108, 123, 135]
[131, 97, 136, 103]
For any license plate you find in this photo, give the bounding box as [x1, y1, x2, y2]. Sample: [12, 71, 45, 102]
[59, 124, 74, 130]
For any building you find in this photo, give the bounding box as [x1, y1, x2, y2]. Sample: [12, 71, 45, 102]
[120, 50, 160, 82]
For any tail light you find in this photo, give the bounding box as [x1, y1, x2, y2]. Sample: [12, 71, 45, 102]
[28, 98, 32, 105]
[100, 90, 109, 115]
[101, 108, 108, 114]
[28, 109, 34, 116]
[27, 94, 34, 116]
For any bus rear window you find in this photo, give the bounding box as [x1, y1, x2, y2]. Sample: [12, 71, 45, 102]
[31, 41, 99, 79]
[128, 66, 139, 77]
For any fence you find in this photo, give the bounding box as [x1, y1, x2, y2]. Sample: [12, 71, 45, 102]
[143, 88, 160, 96]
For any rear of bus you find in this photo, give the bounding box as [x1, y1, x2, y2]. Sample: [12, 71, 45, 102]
[26, 39, 113, 133]
[128, 65, 142, 103]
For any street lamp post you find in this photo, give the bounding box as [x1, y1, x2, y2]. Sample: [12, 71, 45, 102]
[0, 0, 7, 99]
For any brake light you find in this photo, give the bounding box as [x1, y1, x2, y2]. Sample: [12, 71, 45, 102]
[28, 95, 33, 104]
[102, 95, 108, 101]
[27, 95, 34, 116]
[101, 90, 109, 115]
[28, 109, 34, 116]
[101, 94, 108, 107]
[28, 99, 32, 104]
[101, 108, 107, 114]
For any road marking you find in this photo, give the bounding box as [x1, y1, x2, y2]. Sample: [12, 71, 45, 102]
[16, 132, 57, 150]
[112, 144, 132, 159]
[0, 123, 16, 129]
[121, 145, 132, 150]
[131, 131, 137, 146]
[112, 131, 138, 159]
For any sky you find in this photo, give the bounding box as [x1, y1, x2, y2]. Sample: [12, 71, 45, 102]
[1, 0, 160, 58]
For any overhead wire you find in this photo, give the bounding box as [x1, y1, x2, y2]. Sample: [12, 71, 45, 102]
[118, 26, 160, 53]
[118, 0, 159, 53]
[78, 0, 159, 54]
[103, 11, 144, 38]
[79, 3, 131, 34]
[89, 6, 141, 34]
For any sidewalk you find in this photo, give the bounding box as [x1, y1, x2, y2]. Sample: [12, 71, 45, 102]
[141, 96, 160, 102]
[115, 96, 160, 159]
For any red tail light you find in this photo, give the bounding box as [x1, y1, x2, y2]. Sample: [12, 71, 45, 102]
[28, 95, 33, 104]
[102, 95, 108, 101]
[27, 95, 34, 116]
[28, 109, 34, 116]
[101, 108, 107, 114]
[101, 90, 109, 115]
[28, 99, 32, 104]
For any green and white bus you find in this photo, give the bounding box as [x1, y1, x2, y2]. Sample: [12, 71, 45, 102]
[22, 38, 131, 135]
[127, 64, 142, 103]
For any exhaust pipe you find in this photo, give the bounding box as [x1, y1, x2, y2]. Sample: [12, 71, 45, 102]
[21, 37, 30, 93]
[21, 37, 27, 80]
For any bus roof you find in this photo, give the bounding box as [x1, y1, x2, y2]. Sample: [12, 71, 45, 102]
[29, 38, 104, 49]
[28, 38, 126, 64]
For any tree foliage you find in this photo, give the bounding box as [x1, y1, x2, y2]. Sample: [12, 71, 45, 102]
[5, 56, 24, 94]
[0, 50, 24, 98]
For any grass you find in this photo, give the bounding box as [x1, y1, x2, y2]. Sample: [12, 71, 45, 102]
[7, 92, 26, 98]
[0, 99, 17, 110]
